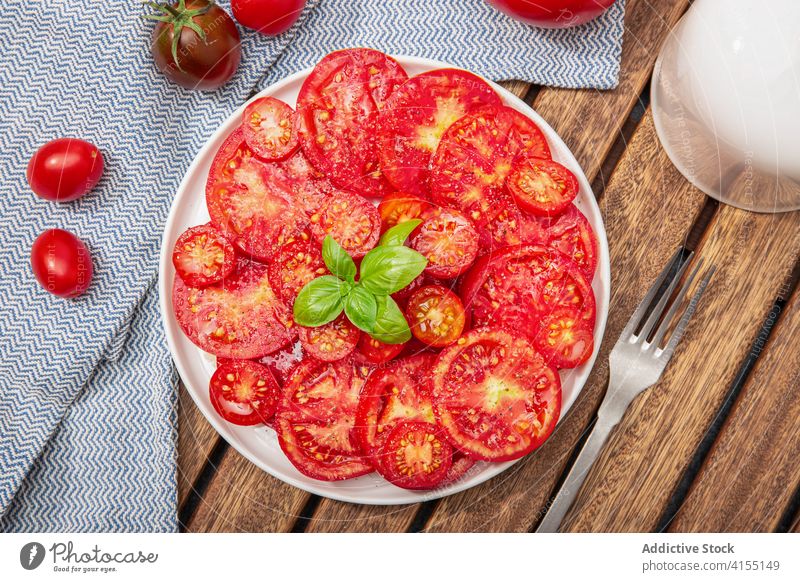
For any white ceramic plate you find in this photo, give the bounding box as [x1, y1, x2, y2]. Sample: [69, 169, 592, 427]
[158, 56, 610, 505]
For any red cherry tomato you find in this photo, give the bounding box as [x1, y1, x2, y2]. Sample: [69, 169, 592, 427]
[506, 157, 579, 217]
[376, 421, 452, 490]
[406, 285, 466, 348]
[534, 307, 595, 369]
[27, 138, 103, 202]
[242, 97, 299, 161]
[172, 223, 237, 288]
[378, 192, 431, 230]
[411, 209, 479, 279]
[484, 0, 617, 28]
[232, 0, 306, 36]
[354, 335, 405, 365]
[30, 229, 93, 298]
[209, 359, 281, 426]
[298, 315, 361, 362]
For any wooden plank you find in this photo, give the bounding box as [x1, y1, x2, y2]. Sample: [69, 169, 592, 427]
[425, 111, 707, 532]
[176, 383, 220, 509]
[666, 270, 800, 532]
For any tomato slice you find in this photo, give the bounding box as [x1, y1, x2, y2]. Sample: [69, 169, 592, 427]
[296, 49, 405, 198]
[354, 354, 436, 464]
[354, 335, 406, 365]
[172, 223, 236, 288]
[278, 150, 334, 218]
[267, 230, 326, 305]
[430, 106, 551, 227]
[376, 421, 453, 490]
[173, 260, 295, 359]
[242, 96, 299, 161]
[411, 209, 478, 279]
[255, 340, 304, 386]
[378, 69, 501, 197]
[537, 205, 599, 279]
[312, 192, 380, 258]
[209, 359, 280, 426]
[276, 358, 373, 481]
[406, 285, 466, 348]
[378, 191, 431, 230]
[298, 314, 360, 362]
[444, 452, 476, 484]
[534, 308, 594, 369]
[507, 157, 579, 217]
[432, 328, 561, 461]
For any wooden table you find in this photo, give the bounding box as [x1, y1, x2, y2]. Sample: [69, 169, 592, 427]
[176, 0, 800, 533]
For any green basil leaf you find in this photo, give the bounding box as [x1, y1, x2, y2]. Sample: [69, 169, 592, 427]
[378, 218, 423, 247]
[359, 245, 428, 295]
[292, 275, 347, 327]
[322, 235, 357, 283]
[370, 295, 411, 344]
[344, 285, 378, 333]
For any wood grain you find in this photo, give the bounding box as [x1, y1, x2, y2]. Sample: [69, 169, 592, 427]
[425, 111, 707, 532]
[666, 265, 800, 532]
[176, 383, 220, 509]
[560, 208, 800, 532]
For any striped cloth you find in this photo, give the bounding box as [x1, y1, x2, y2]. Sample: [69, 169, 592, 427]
[0, 0, 625, 532]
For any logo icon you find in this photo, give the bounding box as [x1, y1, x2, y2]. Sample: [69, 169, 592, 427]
[20, 542, 46, 570]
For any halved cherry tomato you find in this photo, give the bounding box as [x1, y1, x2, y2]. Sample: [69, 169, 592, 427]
[538, 205, 598, 279]
[298, 315, 360, 362]
[267, 230, 326, 305]
[354, 354, 436, 464]
[242, 96, 299, 161]
[313, 192, 380, 258]
[378, 191, 431, 230]
[406, 285, 466, 348]
[354, 335, 405, 365]
[432, 328, 561, 461]
[209, 359, 280, 425]
[534, 308, 594, 369]
[173, 261, 295, 359]
[172, 223, 236, 288]
[276, 358, 373, 481]
[379, 69, 501, 197]
[411, 209, 478, 279]
[376, 421, 452, 490]
[507, 156, 578, 217]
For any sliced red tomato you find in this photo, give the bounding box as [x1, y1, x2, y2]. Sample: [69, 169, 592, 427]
[312, 192, 380, 258]
[267, 230, 326, 305]
[354, 335, 406, 365]
[444, 452, 476, 484]
[209, 359, 280, 426]
[298, 314, 360, 362]
[507, 156, 578, 217]
[432, 328, 561, 461]
[376, 421, 452, 490]
[172, 223, 237, 288]
[278, 150, 334, 217]
[537, 205, 598, 279]
[378, 191, 431, 230]
[276, 358, 373, 481]
[354, 354, 436, 464]
[296, 49, 406, 197]
[406, 285, 466, 348]
[534, 308, 594, 369]
[378, 69, 501, 197]
[242, 96, 299, 161]
[224, 340, 305, 387]
[173, 260, 295, 359]
[411, 209, 479, 279]
[430, 106, 551, 228]
[475, 192, 524, 250]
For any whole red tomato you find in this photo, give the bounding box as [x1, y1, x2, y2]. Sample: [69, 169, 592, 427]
[27, 138, 104, 202]
[484, 0, 617, 28]
[149, 0, 241, 90]
[232, 0, 306, 35]
[31, 229, 93, 298]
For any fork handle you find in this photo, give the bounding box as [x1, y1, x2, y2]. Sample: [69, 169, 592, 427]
[535, 417, 618, 532]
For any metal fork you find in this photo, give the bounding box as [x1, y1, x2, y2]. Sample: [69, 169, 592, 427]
[536, 248, 716, 532]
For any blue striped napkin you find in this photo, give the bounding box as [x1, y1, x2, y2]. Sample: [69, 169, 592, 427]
[0, 0, 624, 532]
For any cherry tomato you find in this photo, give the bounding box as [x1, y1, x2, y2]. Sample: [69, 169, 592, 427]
[534, 308, 594, 369]
[406, 285, 466, 348]
[377, 421, 452, 490]
[27, 138, 103, 202]
[432, 328, 561, 461]
[30, 229, 93, 298]
[267, 230, 326, 305]
[209, 359, 281, 425]
[172, 223, 236, 288]
[313, 192, 380, 259]
[354, 335, 405, 365]
[149, 0, 241, 90]
[242, 97, 299, 161]
[484, 0, 617, 28]
[298, 315, 360, 362]
[507, 157, 579, 217]
[231, 0, 306, 35]
[411, 209, 478, 279]
[378, 192, 431, 230]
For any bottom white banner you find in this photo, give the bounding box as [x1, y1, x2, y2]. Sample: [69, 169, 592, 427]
[0, 533, 797, 581]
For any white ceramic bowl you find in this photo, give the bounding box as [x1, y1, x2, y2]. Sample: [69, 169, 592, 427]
[158, 56, 610, 505]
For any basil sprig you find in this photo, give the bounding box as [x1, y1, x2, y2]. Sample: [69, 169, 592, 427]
[293, 223, 426, 344]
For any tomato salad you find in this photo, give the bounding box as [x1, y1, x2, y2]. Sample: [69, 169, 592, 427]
[172, 49, 600, 491]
